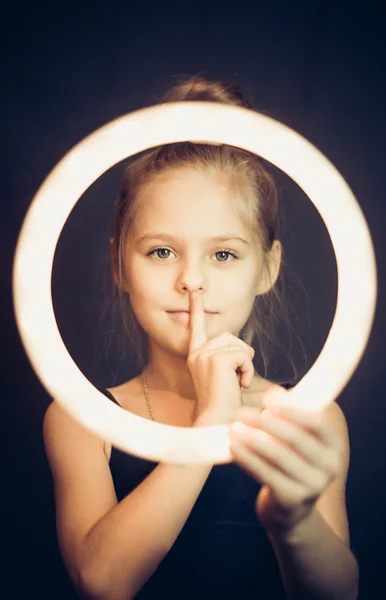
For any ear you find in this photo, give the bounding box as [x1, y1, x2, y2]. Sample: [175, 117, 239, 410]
[255, 240, 282, 296]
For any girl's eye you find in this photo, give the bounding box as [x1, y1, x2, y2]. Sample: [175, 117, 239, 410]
[147, 247, 239, 262]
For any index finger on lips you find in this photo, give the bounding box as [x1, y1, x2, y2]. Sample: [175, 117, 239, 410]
[189, 291, 207, 353]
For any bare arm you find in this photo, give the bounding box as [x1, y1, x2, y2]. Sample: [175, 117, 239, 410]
[44, 400, 226, 600]
[80, 412, 218, 600]
[83, 457, 212, 600]
[267, 509, 359, 600]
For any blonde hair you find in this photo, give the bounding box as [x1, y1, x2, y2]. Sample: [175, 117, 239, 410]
[105, 76, 306, 386]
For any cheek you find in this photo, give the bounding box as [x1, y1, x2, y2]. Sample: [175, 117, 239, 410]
[225, 277, 255, 304]
[226, 284, 257, 324]
[127, 271, 167, 320]
[129, 298, 163, 341]
[128, 259, 163, 296]
[128, 257, 257, 307]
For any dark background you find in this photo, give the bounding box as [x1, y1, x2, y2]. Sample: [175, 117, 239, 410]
[2, 2, 386, 598]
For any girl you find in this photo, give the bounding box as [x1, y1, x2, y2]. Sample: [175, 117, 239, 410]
[43, 77, 359, 600]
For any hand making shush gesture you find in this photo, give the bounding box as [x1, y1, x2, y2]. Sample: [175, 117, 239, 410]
[188, 291, 347, 536]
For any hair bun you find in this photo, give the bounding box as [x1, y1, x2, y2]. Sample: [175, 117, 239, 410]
[161, 76, 252, 109]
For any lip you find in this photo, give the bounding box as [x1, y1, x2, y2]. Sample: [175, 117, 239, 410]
[167, 310, 217, 324]
[167, 310, 216, 314]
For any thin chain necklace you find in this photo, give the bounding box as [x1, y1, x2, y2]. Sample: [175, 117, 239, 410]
[142, 365, 156, 422]
[142, 365, 243, 425]
[142, 365, 197, 425]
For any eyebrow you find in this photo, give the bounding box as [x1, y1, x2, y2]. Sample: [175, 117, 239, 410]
[136, 233, 249, 245]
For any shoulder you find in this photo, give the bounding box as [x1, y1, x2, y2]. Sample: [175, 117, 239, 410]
[105, 377, 142, 408]
[324, 400, 348, 429]
[251, 375, 293, 397]
[43, 400, 106, 462]
[248, 379, 349, 442]
[266, 381, 349, 439]
[243, 375, 283, 410]
[43, 400, 105, 442]
[323, 401, 350, 464]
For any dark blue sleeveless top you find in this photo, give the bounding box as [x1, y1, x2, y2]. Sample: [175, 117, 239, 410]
[100, 383, 294, 599]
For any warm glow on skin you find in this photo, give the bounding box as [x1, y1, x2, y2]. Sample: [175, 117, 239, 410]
[120, 167, 281, 399]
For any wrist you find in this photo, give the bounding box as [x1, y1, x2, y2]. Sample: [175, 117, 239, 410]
[266, 508, 317, 545]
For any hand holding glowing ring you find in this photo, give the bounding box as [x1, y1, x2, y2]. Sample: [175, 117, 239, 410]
[12, 101, 377, 464]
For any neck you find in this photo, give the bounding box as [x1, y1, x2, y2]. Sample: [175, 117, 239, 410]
[144, 357, 197, 401]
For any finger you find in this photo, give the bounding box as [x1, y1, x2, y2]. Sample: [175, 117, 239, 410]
[231, 408, 340, 475]
[260, 412, 332, 469]
[188, 291, 207, 353]
[231, 409, 327, 466]
[194, 331, 254, 359]
[262, 400, 336, 447]
[229, 441, 307, 506]
[203, 346, 255, 387]
[230, 424, 327, 486]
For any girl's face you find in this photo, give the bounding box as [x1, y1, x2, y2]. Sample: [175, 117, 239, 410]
[122, 167, 280, 357]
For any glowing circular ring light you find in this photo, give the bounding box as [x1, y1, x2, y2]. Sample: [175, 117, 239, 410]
[13, 102, 377, 464]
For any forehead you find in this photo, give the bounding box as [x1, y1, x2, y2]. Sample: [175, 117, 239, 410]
[135, 167, 245, 227]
